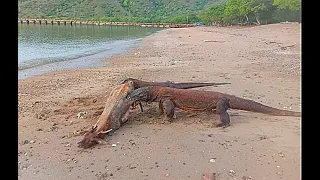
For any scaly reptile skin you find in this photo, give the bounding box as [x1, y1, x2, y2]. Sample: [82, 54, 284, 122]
[126, 86, 301, 127]
[120, 77, 231, 89]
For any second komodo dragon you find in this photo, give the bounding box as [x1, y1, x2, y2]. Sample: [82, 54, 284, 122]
[126, 86, 301, 127]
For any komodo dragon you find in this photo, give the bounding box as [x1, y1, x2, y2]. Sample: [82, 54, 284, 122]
[121, 78, 231, 112]
[78, 78, 230, 148]
[125, 86, 301, 127]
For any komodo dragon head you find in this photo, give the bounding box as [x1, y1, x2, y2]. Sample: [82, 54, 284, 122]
[126, 87, 152, 102]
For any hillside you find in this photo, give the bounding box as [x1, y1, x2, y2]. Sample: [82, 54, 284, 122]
[18, 0, 226, 22]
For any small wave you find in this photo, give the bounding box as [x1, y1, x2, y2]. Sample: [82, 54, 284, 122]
[18, 39, 138, 71]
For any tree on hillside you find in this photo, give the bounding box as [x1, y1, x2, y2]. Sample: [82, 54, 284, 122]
[272, 0, 301, 10]
[224, 0, 253, 23]
[249, 0, 274, 25]
[224, 0, 276, 25]
[198, 4, 226, 25]
[272, 0, 301, 22]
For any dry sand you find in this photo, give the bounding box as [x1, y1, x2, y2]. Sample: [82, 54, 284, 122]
[18, 22, 301, 180]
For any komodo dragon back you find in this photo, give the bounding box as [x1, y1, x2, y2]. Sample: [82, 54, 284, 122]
[120, 77, 230, 89]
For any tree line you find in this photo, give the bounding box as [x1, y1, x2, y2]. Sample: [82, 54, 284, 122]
[96, 0, 301, 25]
[192, 0, 301, 25]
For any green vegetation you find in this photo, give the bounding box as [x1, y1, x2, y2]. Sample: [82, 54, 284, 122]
[273, 0, 301, 10]
[198, 0, 300, 25]
[198, 4, 225, 25]
[18, 0, 300, 25]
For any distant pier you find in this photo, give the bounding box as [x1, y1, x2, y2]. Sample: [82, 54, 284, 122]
[18, 18, 198, 28]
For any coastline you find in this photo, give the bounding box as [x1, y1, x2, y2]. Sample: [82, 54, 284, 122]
[18, 38, 144, 80]
[18, 23, 301, 180]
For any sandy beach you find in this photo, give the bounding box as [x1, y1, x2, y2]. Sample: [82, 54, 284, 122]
[18, 23, 301, 180]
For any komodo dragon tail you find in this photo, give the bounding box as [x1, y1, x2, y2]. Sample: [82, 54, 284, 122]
[120, 78, 230, 89]
[228, 96, 301, 117]
[170, 82, 231, 89]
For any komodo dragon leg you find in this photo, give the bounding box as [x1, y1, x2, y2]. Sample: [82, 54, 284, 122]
[161, 99, 175, 121]
[157, 98, 177, 122]
[130, 101, 144, 112]
[158, 97, 231, 127]
[215, 97, 231, 127]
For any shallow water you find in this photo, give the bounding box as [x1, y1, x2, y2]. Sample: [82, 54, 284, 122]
[18, 23, 163, 79]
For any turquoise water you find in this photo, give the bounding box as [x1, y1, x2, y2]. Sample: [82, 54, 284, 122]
[18, 23, 163, 79]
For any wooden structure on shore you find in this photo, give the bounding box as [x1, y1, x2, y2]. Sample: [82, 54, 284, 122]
[18, 18, 197, 28]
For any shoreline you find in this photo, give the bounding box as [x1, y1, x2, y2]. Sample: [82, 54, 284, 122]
[18, 37, 145, 80]
[18, 23, 301, 180]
